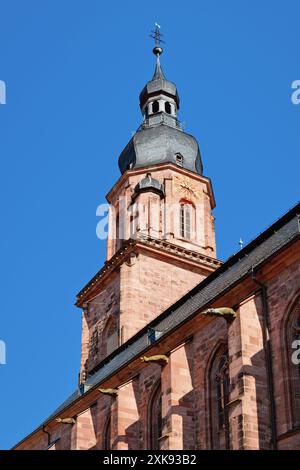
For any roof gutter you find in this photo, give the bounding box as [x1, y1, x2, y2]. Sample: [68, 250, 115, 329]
[42, 425, 51, 448]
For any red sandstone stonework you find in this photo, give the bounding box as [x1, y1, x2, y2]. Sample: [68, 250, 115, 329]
[78, 164, 218, 381]
[14, 166, 300, 451]
[13, 148, 300, 452]
[12, 32, 300, 450]
[17, 245, 300, 449]
[14, 172, 300, 451]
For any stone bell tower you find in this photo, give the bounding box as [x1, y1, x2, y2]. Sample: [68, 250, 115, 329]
[76, 40, 221, 383]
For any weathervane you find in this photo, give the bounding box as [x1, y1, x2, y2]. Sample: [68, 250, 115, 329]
[239, 238, 244, 250]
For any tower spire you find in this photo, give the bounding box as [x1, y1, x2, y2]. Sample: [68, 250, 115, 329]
[152, 52, 165, 80]
[137, 24, 181, 130]
[150, 23, 165, 81]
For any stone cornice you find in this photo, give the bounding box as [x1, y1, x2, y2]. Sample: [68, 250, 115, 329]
[106, 163, 216, 208]
[137, 234, 221, 269]
[76, 239, 135, 307]
[76, 235, 222, 307]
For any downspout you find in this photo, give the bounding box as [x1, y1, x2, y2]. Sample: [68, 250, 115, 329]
[251, 268, 278, 450]
[42, 425, 51, 448]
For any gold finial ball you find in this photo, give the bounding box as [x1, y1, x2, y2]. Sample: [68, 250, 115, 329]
[153, 46, 163, 56]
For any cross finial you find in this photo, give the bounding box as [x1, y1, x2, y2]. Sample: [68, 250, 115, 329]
[150, 23, 165, 56]
[150, 23, 164, 46]
[239, 238, 244, 250]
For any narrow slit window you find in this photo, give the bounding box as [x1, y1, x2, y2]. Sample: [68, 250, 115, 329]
[210, 349, 230, 450]
[149, 382, 162, 450]
[180, 203, 192, 239]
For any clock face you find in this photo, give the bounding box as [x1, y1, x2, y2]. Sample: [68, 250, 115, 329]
[174, 177, 202, 199]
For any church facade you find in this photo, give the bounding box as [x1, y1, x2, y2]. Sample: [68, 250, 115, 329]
[15, 43, 300, 451]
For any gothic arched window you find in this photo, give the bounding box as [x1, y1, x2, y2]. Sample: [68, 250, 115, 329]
[285, 297, 300, 428]
[209, 347, 230, 449]
[180, 202, 192, 239]
[149, 381, 162, 449]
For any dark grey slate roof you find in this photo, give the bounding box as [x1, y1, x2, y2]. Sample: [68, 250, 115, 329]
[15, 201, 300, 446]
[139, 55, 179, 109]
[118, 51, 203, 176]
[118, 123, 203, 175]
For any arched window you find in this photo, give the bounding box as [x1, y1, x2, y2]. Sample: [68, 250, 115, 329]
[152, 100, 159, 113]
[209, 347, 230, 449]
[165, 102, 172, 114]
[180, 202, 192, 239]
[149, 381, 162, 449]
[103, 417, 111, 450]
[285, 297, 300, 427]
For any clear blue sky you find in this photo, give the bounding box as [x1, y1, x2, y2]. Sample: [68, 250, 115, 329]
[0, 0, 299, 450]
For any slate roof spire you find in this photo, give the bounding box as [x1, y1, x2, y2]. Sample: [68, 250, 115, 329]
[117, 26, 203, 176]
[139, 25, 179, 112]
[150, 24, 166, 80]
[152, 52, 165, 81]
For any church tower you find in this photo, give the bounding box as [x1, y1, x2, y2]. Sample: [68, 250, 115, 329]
[76, 36, 221, 383]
